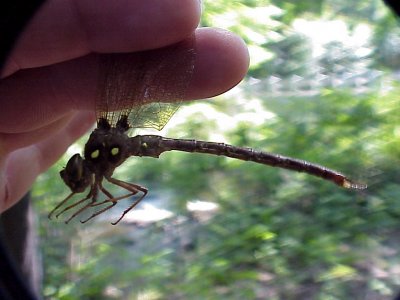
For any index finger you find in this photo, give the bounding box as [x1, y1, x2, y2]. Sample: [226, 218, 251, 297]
[3, 0, 201, 77]
[0, 29, 249, 134]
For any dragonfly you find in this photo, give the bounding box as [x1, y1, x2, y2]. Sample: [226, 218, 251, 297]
[48, 35, 367, 225]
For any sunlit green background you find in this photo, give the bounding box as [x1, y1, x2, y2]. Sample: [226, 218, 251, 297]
[33, 0, 400, 299]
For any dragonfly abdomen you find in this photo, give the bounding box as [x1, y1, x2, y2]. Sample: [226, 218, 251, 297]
[130, 135, 366, 189]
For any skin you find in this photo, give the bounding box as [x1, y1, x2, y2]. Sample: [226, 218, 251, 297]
[0, 0, 249, 212]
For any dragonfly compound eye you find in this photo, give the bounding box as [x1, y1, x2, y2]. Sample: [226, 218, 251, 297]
[59, 153, 91, 193]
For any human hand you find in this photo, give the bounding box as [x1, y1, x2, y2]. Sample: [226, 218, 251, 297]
[0, 0, 249, 212]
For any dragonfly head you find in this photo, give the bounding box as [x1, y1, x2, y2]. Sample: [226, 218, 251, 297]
[60, 153, 91, 193]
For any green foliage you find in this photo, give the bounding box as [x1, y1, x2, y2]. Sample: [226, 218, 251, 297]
[32, 0, 400, 299]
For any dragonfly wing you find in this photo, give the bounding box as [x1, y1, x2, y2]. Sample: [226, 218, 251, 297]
[96, 35, 196, 130]
[128, 102, 181, 131]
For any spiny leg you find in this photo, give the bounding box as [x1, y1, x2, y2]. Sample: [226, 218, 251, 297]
[86, 182, 117, 207]
[112, 192, 147, 225]
[107, 177, 148, 225]
[63, 197, 95, 224]
[79, 183, 119, 223]
[48, 192, 75, 219]
[80, 190, 138, 224]
[60, 187, 98, 223]
[55, 193, 92, 219]
[48, 189, 93, 221]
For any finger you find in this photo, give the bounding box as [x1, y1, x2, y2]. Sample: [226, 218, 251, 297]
[0, 112, 95, 154]
[0, 114, 73, 154]
[188, 28, 249, 100]
[0, 28, 249, 133]
[0, 111, 93, 212]
[3, 0, 201, 76]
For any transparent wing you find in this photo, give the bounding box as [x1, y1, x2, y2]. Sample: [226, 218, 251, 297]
[96, 35, 196, 130]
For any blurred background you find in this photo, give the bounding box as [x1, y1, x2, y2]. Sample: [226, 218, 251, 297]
[32, 0, 400, 299]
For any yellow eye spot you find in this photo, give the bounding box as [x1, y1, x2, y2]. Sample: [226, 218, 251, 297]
[91, 149, 100, 159]
[111, 147, 119, 156]
[142, 142, 148, 148]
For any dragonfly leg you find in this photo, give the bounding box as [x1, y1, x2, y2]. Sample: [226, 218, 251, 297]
[85, 184, 114, 207]
[48, 192, 75, 219]
[80, 181, 142, 223]
[51, 190, 92, 220]
[80, 192, 134, 224]
[58, 187, 97, 223]
[80, 202, 117, 223]
[112, 192, 147, 225]
[64, 198, 95, 224]
[107, 178, 148, 225]
[80, 184, 119, 223]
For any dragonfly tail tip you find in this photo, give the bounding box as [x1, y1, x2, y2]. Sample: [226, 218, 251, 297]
[342, 179, 367, 190]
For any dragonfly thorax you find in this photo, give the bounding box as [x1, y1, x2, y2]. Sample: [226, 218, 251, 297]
[60, 117, 132, 195]
[84, 117, 131, 177]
